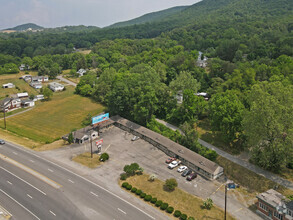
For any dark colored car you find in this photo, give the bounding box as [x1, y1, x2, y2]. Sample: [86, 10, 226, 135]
[181, 169, 192, 177]
[186, 172, 197, 181]
[165, 157, 176, 164]
[0, 139, 5, 145]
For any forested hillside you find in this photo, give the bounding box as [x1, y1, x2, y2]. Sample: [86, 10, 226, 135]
[0, 0, 292, 173]
[5, 23, 44, 31]
[108, 6, 188, 28]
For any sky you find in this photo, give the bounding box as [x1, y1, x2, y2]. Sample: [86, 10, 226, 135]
[0, 0, 200, 30]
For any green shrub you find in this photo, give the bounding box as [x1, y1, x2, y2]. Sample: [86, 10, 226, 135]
[188, 217, 195, 220]
[126, 184, 132, 190]
[160, 203, 168, 210]
[150, 197, 157, 204]
[166, 206, 174, 214]
[180, 214, 187, 220]
[120, 173, 128, 180]
[122, 182, 128, 188]
[131, 187, 137, 193]
[136, 189, 142, 195]
[155, 200, 162, 207]
[174, 210, 181, 217]
[140, 193, 146, 198]
[144, 195, 152, 201]
[99, 153, 109, 161]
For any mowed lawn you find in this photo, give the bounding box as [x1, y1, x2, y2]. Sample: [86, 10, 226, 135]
[1, 87, 105, 143]
[0, 76, 39, 99]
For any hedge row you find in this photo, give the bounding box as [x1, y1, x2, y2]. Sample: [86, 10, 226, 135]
[121, 182, 195, 219]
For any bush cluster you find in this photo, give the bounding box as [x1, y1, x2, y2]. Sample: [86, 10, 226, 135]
[122, 183, 194, 218]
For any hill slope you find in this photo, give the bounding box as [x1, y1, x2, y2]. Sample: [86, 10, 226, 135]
[6, 23, 43, 31]
[108, 6, 188, 28]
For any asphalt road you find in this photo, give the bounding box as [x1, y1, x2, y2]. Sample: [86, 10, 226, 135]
[0, 142, 161, 220]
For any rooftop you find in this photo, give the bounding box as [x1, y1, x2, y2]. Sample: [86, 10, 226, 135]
[257, 189, 287, 208]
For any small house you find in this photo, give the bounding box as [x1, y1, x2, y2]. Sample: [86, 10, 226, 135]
[31, 76, 49, 83]
[17, 92, 29, 99]
[196, 51, 208, 68]
[19, 64, 30, 71]
[176, 90, 183, 104]
[2, 83, 15, 89]
[33, 95, 44, 101]
[0, 98, 21, 112]
[30, 82, 42, 89]
[49, 82, 64, 92]
[77, 69, 86, 77]
[196, 92, 209, 101]
[21, 99, 35, 108]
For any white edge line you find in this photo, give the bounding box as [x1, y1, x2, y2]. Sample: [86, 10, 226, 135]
[118, 208, 126, 214]
[0, 203, 13, 216]
[6, 142, 156, 220]
[90, 191, 98, 197]
[0, 167, 46, 196]
[0, 189, 40, 220]
[50, 210, 56, 216]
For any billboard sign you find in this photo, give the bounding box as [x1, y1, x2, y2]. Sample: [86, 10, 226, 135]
[96, 139, 103, 146]
[92, 113, 109, 125]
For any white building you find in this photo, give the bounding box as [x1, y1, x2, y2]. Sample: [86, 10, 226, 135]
[17, 92, 29, 99]
[30, 82, 42, 89]
[21, 99, 35, 108]
[31, 76, 49, 82]
[2, 83, 15, 89]
[33, 95, 44, 101]
[49, 82, 64, 92]
[77, 69, 87, 77]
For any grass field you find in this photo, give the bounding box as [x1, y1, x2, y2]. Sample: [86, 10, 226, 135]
[0, 87, 105, 144]
[72, 152, 101, 168]
[121, 174, 234, 220]
[0, 74, 39, 99]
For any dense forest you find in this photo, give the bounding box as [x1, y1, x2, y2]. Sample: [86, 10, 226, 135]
[0, 0, 292, 172]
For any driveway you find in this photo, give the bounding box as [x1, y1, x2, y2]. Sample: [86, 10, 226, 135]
[155, 119, 293, 190]
[57, 76, 77, 87]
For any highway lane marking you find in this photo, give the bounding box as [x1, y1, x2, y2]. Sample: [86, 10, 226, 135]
[1, 167, 46, 196]
[0, 189, 40, 220]
[50, 210, 56, 216]
[48, 169, 54, 172]
[27, 194, 32, 199]
[3, 143, 156, 220]
[90, 191, 98, 197]
[13, 152, 17, 155]
[7, 181, 12, 185]
[0, 153, 61, 189]
[118, 208, 126, 214]
[68, 179, 74, 183]
[29, 160, 35, 163]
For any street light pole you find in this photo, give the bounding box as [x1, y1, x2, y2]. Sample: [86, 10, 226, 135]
[224, 184, 227, 220]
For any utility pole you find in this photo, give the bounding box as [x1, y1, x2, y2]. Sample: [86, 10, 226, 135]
[224, 184, 227, 220]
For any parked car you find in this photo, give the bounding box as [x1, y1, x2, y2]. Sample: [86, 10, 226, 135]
[0, 139, 5, 145]
[177, 165, 188, 173]
[186, 172, 197, 181]
[165, 157, 176, 164]
[181, 169, 192, 177]
[168, 160, 181, 169]
[131, 136, 140, 141]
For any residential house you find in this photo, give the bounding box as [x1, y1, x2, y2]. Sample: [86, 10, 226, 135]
[19, 64, 29, 71]
[21, 99, 35, 108]
[176, 90, 183, 104]
[33, 95, 44, 101]
[20, 75, 32, 82]
[256, 189, 293, 220]
[196, 51, 208, 68]
[16, 92, 29, 99]
[49, 82, 64, 92]
[2, 83, 15, 89]
[31, 76, 49, 83]
[0, 98, 21, 112]
[30, 82, 42, 89]
[77, 69, 87, 77]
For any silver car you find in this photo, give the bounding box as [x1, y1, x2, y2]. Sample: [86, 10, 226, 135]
[0, 139, 5, 145]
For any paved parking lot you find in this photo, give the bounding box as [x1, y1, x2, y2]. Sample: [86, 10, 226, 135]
[42, 126, 260, 220]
